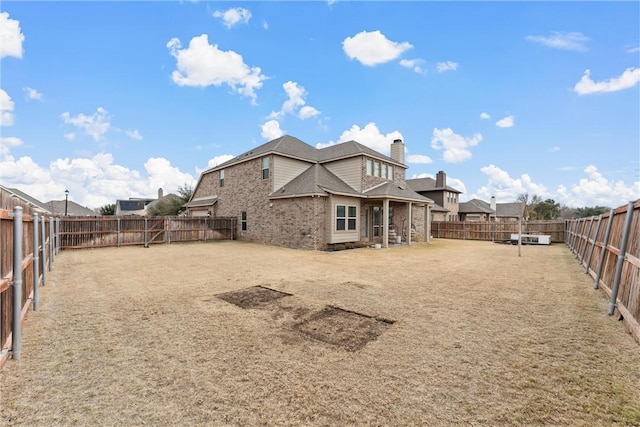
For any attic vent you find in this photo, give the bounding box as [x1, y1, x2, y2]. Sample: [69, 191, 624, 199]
[398, 184, 405, 190]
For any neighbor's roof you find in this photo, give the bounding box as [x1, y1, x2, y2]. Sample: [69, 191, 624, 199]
[5, 186, 52, 214]
[406, 177, 462, 194]
[45, 200, 97, 216]
[458, 199, 524, 217]
[207, 135, 405, 173]
[270, 164, 362, 199]
[459, 199, 495, 214]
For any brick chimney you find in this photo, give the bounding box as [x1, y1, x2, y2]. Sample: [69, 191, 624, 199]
[390, 139, 404, 164]
[436, 171, 446, 188]
[490, 196, 496, 212]
[158, 188, 163, 199]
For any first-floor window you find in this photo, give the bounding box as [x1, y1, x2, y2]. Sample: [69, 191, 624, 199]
[241, 211, 247, 231]
[336, 205, 357, 231]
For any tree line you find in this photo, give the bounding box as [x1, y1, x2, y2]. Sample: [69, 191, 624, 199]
[517, 193, 611, 220]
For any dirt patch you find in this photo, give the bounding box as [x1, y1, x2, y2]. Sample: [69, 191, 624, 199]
[295, 306, 394, 351]
[216, 285, 291, 308]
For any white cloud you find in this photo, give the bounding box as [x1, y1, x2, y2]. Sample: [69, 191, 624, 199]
[480, 112, 490, 120]
[342, 30, 412, 66]
[436, 61, 458, 72]
[474, 164, 549, 203]
[299, 105, 320, 120]
[269, 81, 320, 120]
[261, 119, 284, 140]
[550, 146, 561, 152]
[495, 115, 515, 128]
[167, 34, 267, 104]
[206, 155, 235, 170]
[431, 128, 482, 163]
[61, 107, 111, 141]
[24, 87, 43, 101]
[213, 7, 251, 28]
[627, 47, 640, 54]
[557, 165, 640, 208]
[263, 20, 269, 30]
[64, 132, 76, 141]
[125, 129, 143, 140]
[0, 89, 15, 126]
[525, 32, 589, 51]
[400, 58, 426, 75]
[0, 136, 23, 157]
[0, 12, 24, 59]
[328, 122, 403, 155]
[574, 68, 640, 95]
[406, 154, 432, 164]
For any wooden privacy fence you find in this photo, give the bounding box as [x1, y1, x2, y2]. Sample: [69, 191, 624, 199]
[431, 220, 566, 243]
[59, 216, 237, 249]
[566, 200, 640, 344]
[1, 205, 56, 368]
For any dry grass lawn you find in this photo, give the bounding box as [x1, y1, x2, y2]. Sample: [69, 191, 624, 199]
[1, 239, 639, 426]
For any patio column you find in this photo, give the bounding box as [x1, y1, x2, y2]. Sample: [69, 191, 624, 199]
[383, 198, 389, 248]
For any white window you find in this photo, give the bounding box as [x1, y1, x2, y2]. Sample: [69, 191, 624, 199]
[374, 161, 380, 177]
[366, 159, 373, 176]
[219, 169, 225, 187]
[262, 157, 270, 180]
[381, 163, 387, 180]
[388, 165, 394, 180]
[336, 205, 357, 231]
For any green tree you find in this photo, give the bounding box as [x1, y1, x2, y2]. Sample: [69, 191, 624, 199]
[533, 199, 561, 220]
[574, 206, 611, 218]
[100, 203, 116, 216]
[147, 184, 193, 217]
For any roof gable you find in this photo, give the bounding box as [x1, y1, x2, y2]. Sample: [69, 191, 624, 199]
[270, 163, 361, 199]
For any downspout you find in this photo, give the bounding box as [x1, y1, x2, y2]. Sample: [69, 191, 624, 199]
[407, 202, 412, 245]
[383, 198, 389, 248]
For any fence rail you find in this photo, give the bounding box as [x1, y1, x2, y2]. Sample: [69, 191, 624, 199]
[431, 220, 566, 243]
[566, 200, 640, 344]
[59, 216, 237, 249]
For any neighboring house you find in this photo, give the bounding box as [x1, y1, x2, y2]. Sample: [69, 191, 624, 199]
[0, 185, 52, 215]
[406, 171, 462, 221]
[114, 188, 176, 216]
[186, 135, 434, 250]
[45, 199, 97, 216]
[459, 197, 524, 222]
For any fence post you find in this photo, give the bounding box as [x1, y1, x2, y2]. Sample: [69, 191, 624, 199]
[580, 216, 594, 266]
[11, 206, 23, 360]
[56, 217, 61, 254]
[584, 215, 602, 275]
[166, 217, 171, 244]
[607, 201, 635, 315]
[49, 217, 54, 268]
[144, 217, 148, 248]
[594, 209, 616, 290]
[41, 216, 47, 284]
[117, 217, 121, 247]
[33, 213, 40, 311]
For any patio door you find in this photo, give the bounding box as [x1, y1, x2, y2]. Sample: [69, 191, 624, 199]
[373, 207, 383, 238]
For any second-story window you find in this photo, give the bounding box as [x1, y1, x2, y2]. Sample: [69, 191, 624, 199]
[388, 165, 394, 180]
[262, 157, 270, 180]
[219, 169, 225, 187]
[366, 159, 373, 176]
[374, 161, 380, 177]
[381, 163, 387, 180]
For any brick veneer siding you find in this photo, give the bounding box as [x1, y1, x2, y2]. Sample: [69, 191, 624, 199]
[191, 157, 330, 250]
[361, 157, 406, 191]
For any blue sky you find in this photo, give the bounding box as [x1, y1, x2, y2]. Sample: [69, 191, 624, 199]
[1, 1, 639, 210]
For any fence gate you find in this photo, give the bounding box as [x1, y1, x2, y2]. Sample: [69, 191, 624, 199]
[146, 217, 166, 245]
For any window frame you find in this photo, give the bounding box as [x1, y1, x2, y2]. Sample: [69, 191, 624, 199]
[335, 204, 357, 232]
[241, 211, 247, 231]
[219, 169, 225, 187]
[261, 157, 270, 180]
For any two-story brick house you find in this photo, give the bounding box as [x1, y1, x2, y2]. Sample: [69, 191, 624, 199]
[185, 135, 433, 250]
[406, 171, 462, 221]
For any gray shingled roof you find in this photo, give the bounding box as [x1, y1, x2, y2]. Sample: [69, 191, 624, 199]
[405, 177, 462, 193]
[6, 186, 52, 213]
[318, 140, 403, 166]
[185, 196, 218, 208]
[45, 200, 97, 216]
[459, 199, 524, 217]
[459, 199, 494, 214]
[270, 164, 362, 199]
[363, 182, 434, 204]
[209, 135, 405, 173]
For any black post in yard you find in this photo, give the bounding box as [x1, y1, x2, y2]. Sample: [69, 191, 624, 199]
[64, 189, 69, 216]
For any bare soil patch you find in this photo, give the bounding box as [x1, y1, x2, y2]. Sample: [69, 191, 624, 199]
[1, 239, 639, 426]
[295, 306, 394, 351]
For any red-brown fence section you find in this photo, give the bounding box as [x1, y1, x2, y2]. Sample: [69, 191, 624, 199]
[566, 200, 640, 344]
[59, 216, 236, 249]
[431, 220, 566, 243]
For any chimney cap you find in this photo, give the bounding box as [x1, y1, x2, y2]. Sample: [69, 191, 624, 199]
[393, 138, 403, 144]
